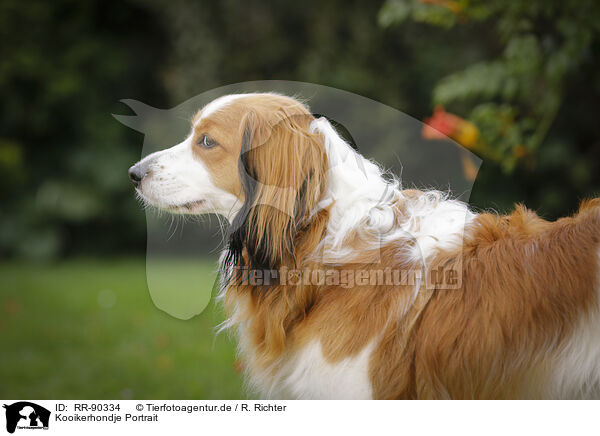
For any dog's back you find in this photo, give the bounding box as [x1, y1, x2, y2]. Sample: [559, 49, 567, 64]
[398, 199, 600, 399]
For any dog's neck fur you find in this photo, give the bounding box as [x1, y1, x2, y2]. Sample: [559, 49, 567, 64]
[310, 117, 475, 266]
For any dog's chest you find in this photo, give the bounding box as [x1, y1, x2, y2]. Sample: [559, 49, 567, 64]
[241, 332, 375, 400]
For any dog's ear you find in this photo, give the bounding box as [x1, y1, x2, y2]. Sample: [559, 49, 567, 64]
[226, 107, 327, 273]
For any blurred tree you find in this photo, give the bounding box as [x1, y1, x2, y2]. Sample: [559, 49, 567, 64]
[0, 0, 169, 258]
[141, 0, 421, 110]
[380, 0, 600, 217]
[3, 0, 599, 259]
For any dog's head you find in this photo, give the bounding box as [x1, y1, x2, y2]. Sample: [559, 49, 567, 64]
[129, 93, 328, 270]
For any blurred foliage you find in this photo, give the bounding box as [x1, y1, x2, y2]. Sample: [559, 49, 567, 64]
[1, 0, 599, 259]
[140, 0, 425, 110]
[380, 0, 600, 216]
[0, 0, 168, 258]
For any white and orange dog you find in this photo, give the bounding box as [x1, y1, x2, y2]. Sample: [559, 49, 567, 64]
[129, 93, 600, 399]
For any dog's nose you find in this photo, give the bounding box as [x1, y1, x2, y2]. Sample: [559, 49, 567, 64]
[128, 164, 147, 187]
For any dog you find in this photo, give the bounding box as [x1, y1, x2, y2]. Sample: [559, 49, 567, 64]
[129, 93, 600, 399]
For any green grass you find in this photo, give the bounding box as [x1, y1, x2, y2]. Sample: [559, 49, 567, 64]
[0, 258, 246, 399]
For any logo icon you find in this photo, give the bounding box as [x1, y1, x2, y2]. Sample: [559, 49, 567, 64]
[3, 402, 50, 434]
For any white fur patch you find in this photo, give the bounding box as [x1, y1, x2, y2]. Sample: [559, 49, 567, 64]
[400, 193, 475, 263]
[548, 248, 600, 399]
[247, 340, 375, 400]
[279, 341, 375, 399]
[310, 117, 401, 262]
[198, 94, 243, 122]
[134, 135, 240, 218]
[310, 117, 475, 265]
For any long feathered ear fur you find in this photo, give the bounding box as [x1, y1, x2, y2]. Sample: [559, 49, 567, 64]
[224, 102, 328, 274]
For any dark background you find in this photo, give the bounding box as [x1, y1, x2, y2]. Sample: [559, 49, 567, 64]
[2, 0, 599, 260]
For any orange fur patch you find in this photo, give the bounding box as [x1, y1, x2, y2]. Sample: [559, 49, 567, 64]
[225, 197, 600, 399]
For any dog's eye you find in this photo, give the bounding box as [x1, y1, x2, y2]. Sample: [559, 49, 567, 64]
[197, 135, 218, 149]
